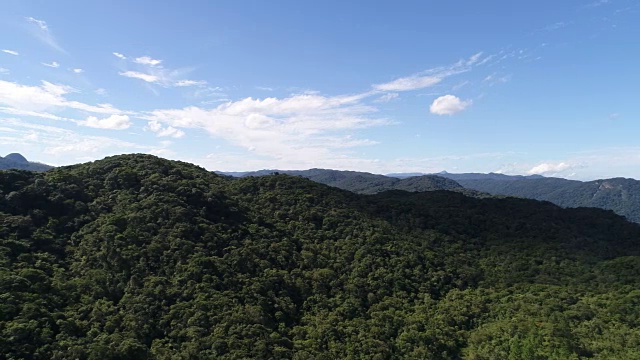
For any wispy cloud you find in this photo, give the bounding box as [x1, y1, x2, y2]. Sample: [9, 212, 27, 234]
[0, 68, 8, 75]
[586, 0, 610, 8]
[134, 56, 162, 66]
[483, 73, 511, 86]
[118, 55, 207, 88]
[42, 61, 60, 68]
[119, 71, 159, 83]
[430, 95, 472, 115]
[374, 93, 399, 103]
[113, 52, 127, 60]
[373, 52, 488, 92]
[374, 75, 443, 92]
[0, 80, 125, 117]
[72, 68, 84, 73]
[1, 49, 19, 56]
[535, 21, 571, 33]
[25, 17, 65, 53]
[175, 80, 207, 87]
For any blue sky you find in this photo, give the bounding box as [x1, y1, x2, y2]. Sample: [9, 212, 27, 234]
[0, 0, 638, 179]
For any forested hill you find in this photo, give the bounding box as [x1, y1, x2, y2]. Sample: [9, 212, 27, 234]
[2, 154, 640, 359]
[0, 153, 52, 172]
[450, 176, 640, 224]
[223, 168, 465, 194]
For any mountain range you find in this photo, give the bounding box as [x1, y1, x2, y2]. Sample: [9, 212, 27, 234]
[225, 168, 466, 194]
[220, 168, 640, 224]
[2, 154, 640, 358]
[2, 153, 640, 224]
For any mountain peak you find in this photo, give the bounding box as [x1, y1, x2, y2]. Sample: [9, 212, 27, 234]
[4, 153, 28, 163]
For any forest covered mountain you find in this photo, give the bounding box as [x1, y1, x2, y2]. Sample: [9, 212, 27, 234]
[224, 168, 465, 194]
[0, 153, 53, 172]
[223, 168, 640, 223]
[2, 154, 640, 359]
[445, 176, 640, 224]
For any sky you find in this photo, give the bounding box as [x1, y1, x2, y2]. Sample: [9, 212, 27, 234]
[0, 0, 638, 180]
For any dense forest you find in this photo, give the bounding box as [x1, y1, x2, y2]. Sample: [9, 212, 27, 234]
[449, 176, 640, 224]
[2, 154, 640, 359]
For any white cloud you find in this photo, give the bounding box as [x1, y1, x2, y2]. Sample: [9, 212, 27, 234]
[145, 92, 387, 165]
[25, 17, 65, 53]
[375, 93, 399, 103]
[175, 80, 206, 87]
[1, 49, 19, 56]
[0, 79, 125, 116]
[79, 114, 131, 130]
[157, 127, 185, 138]
[483, 73, 511, 86]
[145, 120, 185, 138]
[527, 162, 572, 175]
[373, 53, 489, 92]
[113, 52, 127, 60]
[134, 56, 162, 66]
[374, 75, 442, 92]
[0, 106, 69, 121]
[0, 68, 8, 74]
[42, 61, 60, 68]
[72, 68, 84, 73]
[119, 59, 207, 88]
[119, 71, 159, 83]
[429, 95, 472, 115]
[466, 52, 483, 65]
[26, 17, 48, 30]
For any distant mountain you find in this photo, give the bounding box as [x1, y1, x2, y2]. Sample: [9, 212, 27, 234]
[226, 168, 640, 224]
[4, 153, 28, 163]
[0, 153, 53, 172]
[444, 175, 640, 224]
[224, 168, 465, 194]
[436, 172, 545, 181]
[388, 171, 545, 181]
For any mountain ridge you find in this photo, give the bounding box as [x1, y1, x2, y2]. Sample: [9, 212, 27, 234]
[218, 167, 640, 223]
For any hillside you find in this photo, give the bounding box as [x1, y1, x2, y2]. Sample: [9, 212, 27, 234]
[2, 154, 640, 359]
[226, 168, 465, 194]
[0, 153, 53, 172]
[451, 176, 640, 224]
